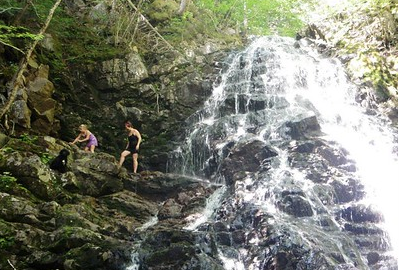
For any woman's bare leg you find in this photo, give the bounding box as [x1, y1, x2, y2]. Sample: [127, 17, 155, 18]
[119, 150, 131, 167]
[133, 153, 139, 173]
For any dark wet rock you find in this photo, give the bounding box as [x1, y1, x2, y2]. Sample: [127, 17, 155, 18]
[283, 114, 322, 140]
[99, 191, 158, 222]
[331, 178, 365, 203]
[344, 223, 385, 235]
[278, 194, 314, 217]
[340, 205, 384, 223]
[316, 145, 350, 167]
[367, 251, 380, 265]
[221, 140, 278, 185]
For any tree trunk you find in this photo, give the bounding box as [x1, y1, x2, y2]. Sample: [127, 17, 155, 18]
[126, 0, 174, 50]
[177, 0, 190, 15]
[12, 0, 33, 25]
[0, 0, 63, 122]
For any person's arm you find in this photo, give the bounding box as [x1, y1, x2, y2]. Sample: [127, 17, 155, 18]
[79, 131, 91, 142]
[125, 131, 130, 150]
[125, 140, 129, 150]
[135, 130, 142, 150]
[70, 133, 82, 144]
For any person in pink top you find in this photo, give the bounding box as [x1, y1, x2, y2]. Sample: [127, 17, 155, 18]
[70, 124, 98, 153]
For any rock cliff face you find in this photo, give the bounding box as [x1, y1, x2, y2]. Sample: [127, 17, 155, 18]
[0, 136, 221, 269]
[56, 46, 231, 174]
[0, 0, 237, 176]
[4, 42, 230, 174]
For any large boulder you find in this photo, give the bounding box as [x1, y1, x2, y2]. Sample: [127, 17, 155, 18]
[8, 64, 59, 135]
[90, 52, 149, 90]
[221, 140, 278, 185]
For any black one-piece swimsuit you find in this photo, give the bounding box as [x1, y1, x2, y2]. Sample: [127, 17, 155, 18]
[127, 134, 139, 154]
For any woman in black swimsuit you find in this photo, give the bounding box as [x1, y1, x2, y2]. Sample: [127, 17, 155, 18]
[118, 121, 142, 173]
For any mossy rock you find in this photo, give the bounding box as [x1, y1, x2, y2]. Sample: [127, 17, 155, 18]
[63, 242, 131, 270]
[0, 132, 8, 148]
[50, 227, 104, 253]
[55, 202, 120, 233]
[147, 0, 179, 23]
[99, 190, 158, 222]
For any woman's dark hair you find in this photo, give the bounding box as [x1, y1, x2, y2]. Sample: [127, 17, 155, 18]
[125, 121, 132, 128]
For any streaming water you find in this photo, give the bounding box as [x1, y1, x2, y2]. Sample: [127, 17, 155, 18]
[125, 215, 159, 270]
[168, 36, 398, 268]
[184, 185, 227, 230]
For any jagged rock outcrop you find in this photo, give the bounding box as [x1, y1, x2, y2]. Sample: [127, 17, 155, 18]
[89, 52, 149, 90]
[6, 63, 59, 135]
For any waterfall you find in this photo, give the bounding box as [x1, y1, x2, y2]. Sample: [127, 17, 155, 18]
[168, 36, 398, 269]
[183, 185, 227, 231]
[125, 215, 159, 269]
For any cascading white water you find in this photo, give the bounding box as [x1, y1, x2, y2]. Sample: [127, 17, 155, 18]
[125, 216, 159, 270]
[183, 185, 227, 230]
[288, 46, 399, 261]
[168, 35, 398, 268]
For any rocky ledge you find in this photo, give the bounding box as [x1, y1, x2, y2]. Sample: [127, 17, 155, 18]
[0, 133, 219, 270]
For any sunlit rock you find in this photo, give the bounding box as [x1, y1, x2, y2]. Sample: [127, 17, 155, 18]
[99, 190, 158, 223]
[93, 53, 149, 90]
[9, 99, 31, 128]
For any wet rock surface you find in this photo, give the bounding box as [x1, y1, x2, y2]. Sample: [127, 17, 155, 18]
[0, 137, 220, 270]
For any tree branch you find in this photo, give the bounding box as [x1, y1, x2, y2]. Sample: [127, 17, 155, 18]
[125, 0, 174, 50]
[0, 39, 25, 54]
[7, 259, 17, 270]
[0, 0, 63, 121]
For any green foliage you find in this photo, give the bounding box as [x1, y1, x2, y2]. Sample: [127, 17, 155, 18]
[42, 4, 124, 66]
[40, 152, 53, 164]
[247, 0, 304, 36]
[19, 133, 38, 144]
[0, 219, 14, 249]
[0, 62, 18, 82]
[147, 0, 179, 22]
[158, 4, 239, 45]
[0, 236, 14, 249]
[0, 172, 17, 190]
[0, 147, 14, 154]
[0, 24, 42, 42]
[0, 24, 42, 53]
[315, 0, 398, 99]
[195, 0, 305, 37]
[1, 0, 125, 81]
[349, 50, 397, 100]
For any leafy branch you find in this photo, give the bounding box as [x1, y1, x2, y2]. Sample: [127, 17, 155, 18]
[0, 25, 43, 54]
